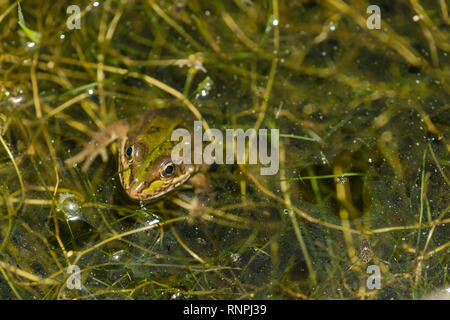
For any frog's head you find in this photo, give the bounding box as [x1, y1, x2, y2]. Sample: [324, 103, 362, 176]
[118, 117, 194, 202]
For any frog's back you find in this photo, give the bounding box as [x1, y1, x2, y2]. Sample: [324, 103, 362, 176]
[127, 107, 191, 140]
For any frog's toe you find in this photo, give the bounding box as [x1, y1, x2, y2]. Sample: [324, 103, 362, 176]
[81, 151, 102, 172]
[64, 157, 73, 167]
[81, 158, 93, 172]
[65, 152, 85, 168]
[65, 147, 109, 172]
[100, 148, 108, 162]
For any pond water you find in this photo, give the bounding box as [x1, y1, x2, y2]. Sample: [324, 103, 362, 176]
[0, 0, 448, 299]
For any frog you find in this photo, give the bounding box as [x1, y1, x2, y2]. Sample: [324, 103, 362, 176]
[65, 108, 204, 203]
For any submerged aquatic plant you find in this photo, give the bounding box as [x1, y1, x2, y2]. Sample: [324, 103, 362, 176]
[0, 0, 448, 300]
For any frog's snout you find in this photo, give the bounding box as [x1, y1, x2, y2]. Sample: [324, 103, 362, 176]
[129, 180, 147, 195]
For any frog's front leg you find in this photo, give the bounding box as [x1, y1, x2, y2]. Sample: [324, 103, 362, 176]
[183, 170, 214, 213]
[187, 171, 212, 195]
[65, 120, 129, 172]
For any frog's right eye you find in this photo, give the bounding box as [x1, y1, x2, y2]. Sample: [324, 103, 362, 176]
[125, 142, 147, 163]
[160, 160, 176, 178]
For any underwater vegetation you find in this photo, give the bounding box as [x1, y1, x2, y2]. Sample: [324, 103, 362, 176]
[0, 0, 449, 299]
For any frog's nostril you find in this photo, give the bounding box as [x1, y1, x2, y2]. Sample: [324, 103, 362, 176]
[132, 181, 146, 193]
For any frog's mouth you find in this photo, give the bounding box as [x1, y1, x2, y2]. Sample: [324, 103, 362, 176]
[127, 172, 192, 202]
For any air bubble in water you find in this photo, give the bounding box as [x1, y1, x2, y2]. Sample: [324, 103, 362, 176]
[58, 193, 82, 221]
[336, 176, 346, 184]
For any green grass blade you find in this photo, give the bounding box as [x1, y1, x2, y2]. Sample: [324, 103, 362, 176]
[17, 2, 41, 44]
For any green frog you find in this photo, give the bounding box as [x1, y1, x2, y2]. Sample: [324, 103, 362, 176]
[65, 108, 202, 203]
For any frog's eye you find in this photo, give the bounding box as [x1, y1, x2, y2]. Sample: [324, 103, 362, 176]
[125, 142, 147, 163]
[160, 160, 176, 178]
[125, 145, 133, 159]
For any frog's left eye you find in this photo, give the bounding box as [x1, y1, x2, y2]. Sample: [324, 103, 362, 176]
[160, 160, 176, 178]
[126, 145, 133, 158]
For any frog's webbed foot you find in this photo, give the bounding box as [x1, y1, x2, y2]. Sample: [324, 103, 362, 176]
[187, 172, 212, 194]
[186, 172, 214, 213]
[65, 120, 128, 172]
[65, 144, 106, 172]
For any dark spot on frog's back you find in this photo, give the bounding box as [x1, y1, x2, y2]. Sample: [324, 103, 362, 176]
[131, 107, 188, 136]
[144, 126, 160, 134]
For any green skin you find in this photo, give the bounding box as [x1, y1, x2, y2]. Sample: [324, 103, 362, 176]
[66, 109, 197, 202]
